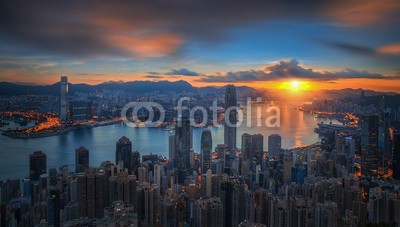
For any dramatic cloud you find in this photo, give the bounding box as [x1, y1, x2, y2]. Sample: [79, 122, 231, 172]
[165, 68, 199, 76]
[323, 0, 400, 27]
[319, 40, 375, 56]
[0, 0, 399, 58]
[317, 40, 400, 64]
[107, 34, 182, 58]
[200, 59, 394, 82]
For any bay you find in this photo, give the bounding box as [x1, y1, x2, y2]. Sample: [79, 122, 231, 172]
[0, 102, 339, 180]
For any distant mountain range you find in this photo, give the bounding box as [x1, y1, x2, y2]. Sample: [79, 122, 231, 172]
[0, 81, 397, 98]
[0, 80, 196, 96]
[0, 80, 260, 96]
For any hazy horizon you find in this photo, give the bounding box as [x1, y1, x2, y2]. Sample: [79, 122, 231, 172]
[2, 78, 400, 94]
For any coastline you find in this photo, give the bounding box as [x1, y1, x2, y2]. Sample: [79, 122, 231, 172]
[1, 119, 122, 139]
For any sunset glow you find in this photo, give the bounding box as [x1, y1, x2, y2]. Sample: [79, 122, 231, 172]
[277, 80, 311, 91]
[0, 1, 399, 92]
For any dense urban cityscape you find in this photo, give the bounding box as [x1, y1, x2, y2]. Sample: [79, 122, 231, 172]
[0, 76, 399, 226]
[1, 1, 400, 226]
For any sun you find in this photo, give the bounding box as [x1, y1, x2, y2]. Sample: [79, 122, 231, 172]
[291, 81, 301, 89]
[277, 80, 310, 91]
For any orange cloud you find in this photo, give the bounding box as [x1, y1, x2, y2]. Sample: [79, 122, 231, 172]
[108, 33, 183, 58]
[324, 0, 400, 27]
[377, 43, 400, 55]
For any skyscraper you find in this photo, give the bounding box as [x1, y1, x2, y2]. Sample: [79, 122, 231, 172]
[75, 146, 89, 173]
[315, 202, 339, 227]
[283, 151, 293, 184]
[175, 115, 192, 184]
[142, 184, 159, 226]
[224, 85, 237, 154]
[77, 168, 105, 219]
[132, 151, 141, 177]
[71, 101, 88, 123]
[194, 197, 209, 226]
[49, 168, 57, 186]
[47, 188, 61, 227]
[108, 170, 137, 205]
[379, 108, 392, 156]
[206, 169, 213, 197]
[268, 134, 282, 159]
[241, 133, 252, 161]
[201, 129, 212, 174]
[59, 76, 68, 122]
[252, 134, 264, 164]
[393, 131, 400, 180]
[138, 166, 148, 183]
[169, 135, 175, 168]
[361, 116, 381, 176]
[242, 133, 264, 165]
[220, 176, 243, 227]
[194, 197, 224, 227]
[116, 136, 133, 174]
[154, 164, 162, 190]
[29, 151, 47, 181]
[216, 144, 229, 160]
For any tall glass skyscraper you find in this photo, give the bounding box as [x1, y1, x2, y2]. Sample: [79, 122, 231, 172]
[241, 133, 253, 161]
[201, 129, 212, 174]
[59, 76, 68, 122]
[268, 134, 282, 159]
[175, 115, 192, 184]
[116, 136, 133, 174]
[224, 85, 237, 154]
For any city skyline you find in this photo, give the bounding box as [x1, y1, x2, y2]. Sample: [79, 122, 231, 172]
[1, 81, 400, 226]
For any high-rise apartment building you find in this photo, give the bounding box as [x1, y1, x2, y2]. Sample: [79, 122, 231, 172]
[77, 168, 105, 219]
